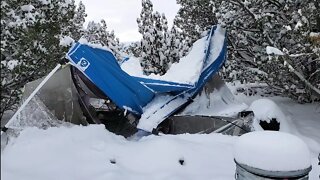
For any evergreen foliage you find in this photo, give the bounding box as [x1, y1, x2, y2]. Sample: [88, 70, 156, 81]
[137, 0, 189, 75]
[0, 0, 121, 119]
[174, 0, 216, 43]
[83, 20, 122, 60]
[70, 1, 87, 41]
[174, 0, 320, 102]
[1, 0, 319, 121]
[0, 0, 120, 118]
[1, 0, 77, 118]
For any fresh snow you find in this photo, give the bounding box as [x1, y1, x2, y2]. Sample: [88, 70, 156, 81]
[59, 35, 74, 47]
[119, 57, 145, 77]
[249, 98, 291, 132]
[134, 26, 227, 131]
[1, 125, 238, 180]
[1, 85, 320, 180]
[6, 60, 19, 70]
[266, 46, 284, 55]
[20, 5, 35, 12]
[2, 24, 320, 179]
[203, 25, 226, 70]
[77, 37, 114, 54]
[309, 32, 319, 37]
[38, 0, 50, 5]
[181, 83, 247, 117]
[234, 131, 311, 171]
[121, 36, 206, 85]
[121, 26, 226, 85]
[137, 94, 190, 131]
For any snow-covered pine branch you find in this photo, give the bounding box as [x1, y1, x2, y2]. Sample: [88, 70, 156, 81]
[280, 55, 320, 98]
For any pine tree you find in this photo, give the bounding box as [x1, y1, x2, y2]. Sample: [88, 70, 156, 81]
[70, 1, 87, 41]
[214, 0, 320, 101]
[174, 0, 216, 43]
[137, 0, 158, 75]
[125, 41, 142, 57]
[174, 0, 320, 102]
[83, 20, 122, 60]
[1, 0, 78, 119]
[137, 0, 190, 75]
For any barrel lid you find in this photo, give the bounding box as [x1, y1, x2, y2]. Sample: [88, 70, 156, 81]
[234, 131, 311, 172]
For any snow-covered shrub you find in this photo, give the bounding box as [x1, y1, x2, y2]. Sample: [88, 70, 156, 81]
[249, 99, 290, 132]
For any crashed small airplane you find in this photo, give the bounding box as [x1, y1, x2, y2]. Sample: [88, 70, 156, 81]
[2, 25, 253, 138]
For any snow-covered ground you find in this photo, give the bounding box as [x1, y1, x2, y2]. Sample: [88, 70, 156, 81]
[1, 89, 319, 180]
[1, 126, 237, 180]
[1, 26, 319, 179]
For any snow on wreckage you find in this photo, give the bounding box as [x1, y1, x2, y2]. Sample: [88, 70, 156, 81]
[66, 25, 228, 135]
[2, 25, 237, 138]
